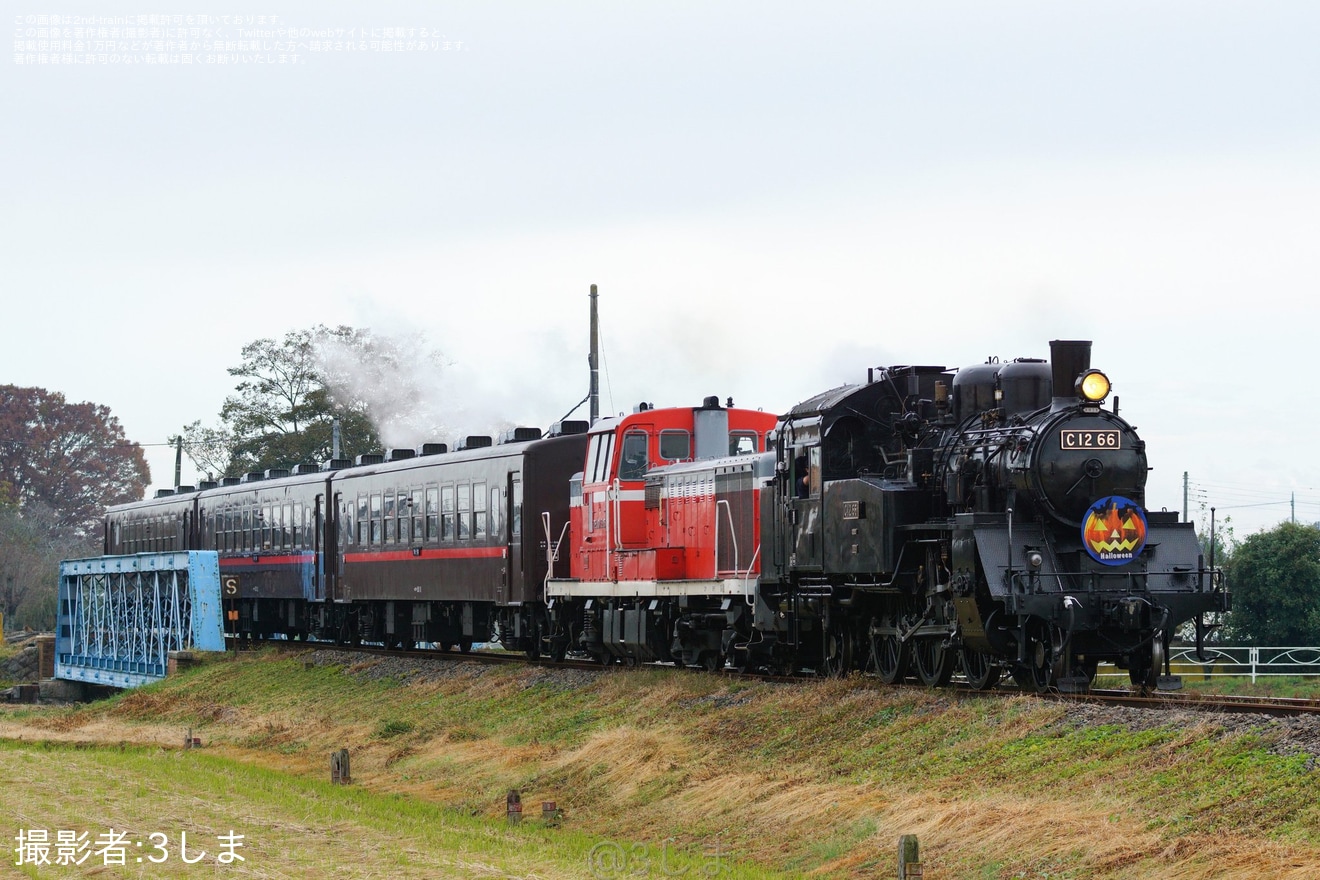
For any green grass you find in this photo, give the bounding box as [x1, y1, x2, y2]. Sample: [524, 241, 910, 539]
[0, 737, 786, 879]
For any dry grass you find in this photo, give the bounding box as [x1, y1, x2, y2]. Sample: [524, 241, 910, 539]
[5, 651, 1320, 878]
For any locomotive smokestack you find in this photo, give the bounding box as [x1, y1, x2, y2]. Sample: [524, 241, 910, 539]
[1050, 340, 1092, 405]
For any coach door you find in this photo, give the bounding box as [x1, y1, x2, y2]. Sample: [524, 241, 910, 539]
[504, 473, 523, 604]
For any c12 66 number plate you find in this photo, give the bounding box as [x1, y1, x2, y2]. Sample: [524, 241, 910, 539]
[1060, 429, 1120, 450]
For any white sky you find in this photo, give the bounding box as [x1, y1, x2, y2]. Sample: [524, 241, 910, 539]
[3, 2, 1318, 539]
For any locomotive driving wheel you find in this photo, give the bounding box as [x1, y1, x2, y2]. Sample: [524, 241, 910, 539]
[961, 647, 1001, 690]
[868, 614, 909, 684]
[914, 636, 954, 687]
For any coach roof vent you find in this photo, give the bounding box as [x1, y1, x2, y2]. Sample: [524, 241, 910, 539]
[457, 435, 492, 451]
[355, 453, 386, 466]
[265, 468, 291, 480]
[321, 458, 352, 471]
[241, 472, 264, 484]
[199, 480, 218, 490]
[500, 427, 542, 444]
[420, 443, 448, 456]
[548, 420, 589, 437]
[221, 477, 241, 486]
[293, 463, 320, 475]
[154, 489, 175, 498]
[387, 448, 416, 461]
[175, 485, 195, 493]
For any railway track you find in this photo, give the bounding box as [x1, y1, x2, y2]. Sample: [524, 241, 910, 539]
[232, 638, 1320, 719]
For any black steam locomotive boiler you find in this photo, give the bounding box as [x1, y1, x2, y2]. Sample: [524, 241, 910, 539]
[757, 339, 1226, 691]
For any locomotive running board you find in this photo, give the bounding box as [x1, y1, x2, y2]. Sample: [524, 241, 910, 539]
[546, 578, 760, 599]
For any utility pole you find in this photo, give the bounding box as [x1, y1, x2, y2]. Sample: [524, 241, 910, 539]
[1292, 492, 1296, 523]
[1183, 471, 1189, 523]
[589, 284, 600, 425]
[332, 417, 342, 460]
[174, 436, 183, 488]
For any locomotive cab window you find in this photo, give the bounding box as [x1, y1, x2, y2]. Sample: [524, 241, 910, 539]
[620, 431, 648, 481]
[730, 431, 757, 455]
[586, 433, 615, 484]
[660, 430, 690, 462]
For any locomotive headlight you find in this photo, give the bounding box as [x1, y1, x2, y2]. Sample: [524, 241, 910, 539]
[1027, 550, 1044, 569]
[1077, 369, 1111, 403]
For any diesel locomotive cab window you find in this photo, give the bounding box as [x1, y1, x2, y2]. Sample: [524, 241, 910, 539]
[660, 430, 691, 461]
[730, 431, 757, 455]
[620, 431, 648, 480]
[587, 434, 614, 483]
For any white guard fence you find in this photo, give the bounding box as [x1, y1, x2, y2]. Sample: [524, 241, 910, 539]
[1093, 646, 1320, 685]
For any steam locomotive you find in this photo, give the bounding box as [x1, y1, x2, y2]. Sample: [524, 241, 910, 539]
[104, 339, 1225, 691]
[546, 339, 1225, 691]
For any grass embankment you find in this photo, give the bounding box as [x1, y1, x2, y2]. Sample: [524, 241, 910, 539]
[4, 652, 1320, 879]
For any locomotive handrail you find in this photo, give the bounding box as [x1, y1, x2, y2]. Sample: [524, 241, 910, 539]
[541, 511, 571, 594]
[741, 543, 761, 607]
[715, 499, 738, 579]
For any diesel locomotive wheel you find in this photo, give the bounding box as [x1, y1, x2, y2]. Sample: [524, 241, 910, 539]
[914, 638, 954, 687]
[869, 615, 909, 684]
[961, 647, 1001, 690]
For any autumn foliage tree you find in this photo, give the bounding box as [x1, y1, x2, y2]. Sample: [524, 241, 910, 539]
[0, 386, 150, 540]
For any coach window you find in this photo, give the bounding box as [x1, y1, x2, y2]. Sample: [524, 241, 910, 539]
[398, 492, 413, 544]
[357, 495, 368, 546]
[490, 486, 503, 539]
[473, 482, 487, 540]
[442, 485, 455, 540]
[620, 431, 648, 481]
[730, 431, 757, 455]
[660, 430, 691, 462]
[410, 490, 423, 543]
[458, 483, 471, 540]
[425, 487, 438, 542]
[370, 493, 382, 545]
[512, 478, 522, 538]
[385, 491, 397, 544]
[285, 503, 295, 549]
